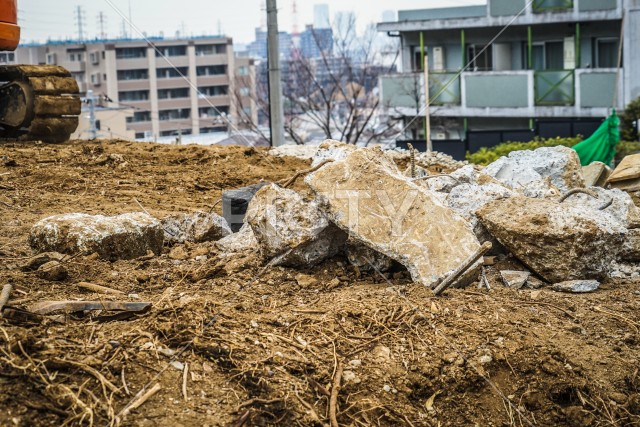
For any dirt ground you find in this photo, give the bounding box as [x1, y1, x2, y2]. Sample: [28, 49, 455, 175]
[0, 140, 639, 427]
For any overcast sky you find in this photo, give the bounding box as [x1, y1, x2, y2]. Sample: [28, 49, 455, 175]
[18, 0, 483, 45]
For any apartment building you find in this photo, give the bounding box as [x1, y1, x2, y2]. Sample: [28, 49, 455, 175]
[14, 36, 255, 139]
[377, 0, 640, 155]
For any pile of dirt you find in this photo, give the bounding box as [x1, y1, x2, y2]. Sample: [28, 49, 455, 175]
[1, 140, 639, 426]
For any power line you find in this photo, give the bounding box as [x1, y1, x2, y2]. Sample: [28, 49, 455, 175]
[97, 11, 108, 40]
[74, 5, 86, 41]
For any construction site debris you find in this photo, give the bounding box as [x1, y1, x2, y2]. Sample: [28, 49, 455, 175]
[345, 240, 394, 273]
[161, 211, 231, 245]
[477, 196, 626, 282]
[310, 140, 356, 167]
[35, 260, 68, 281]
[29, 212, 164, 261]
[215, 223, 258, 254]
[483, 146, 585, 194]
[552, 280, 600, 293]
[500, 270, 530, 289]
[246, 183, 346, 266]
[306, 147, 481, 288]
[582, 161, 611, 187]
[621, 229, 640, 262]
[607, 153, 640, 191]
[19, 251, 65, 271]
[222, 182, 270, 232]
[28, 300, 151, 315]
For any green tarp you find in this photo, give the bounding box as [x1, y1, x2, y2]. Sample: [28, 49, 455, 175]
[572, 111, 620, 166]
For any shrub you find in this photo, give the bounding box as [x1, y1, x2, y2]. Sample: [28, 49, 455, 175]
[466, 137, 581, 166]
[621, 97, 640, 141]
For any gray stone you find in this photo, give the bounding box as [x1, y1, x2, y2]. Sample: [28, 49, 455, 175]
[245, 183, 347, 266]
[215, 223, 258, 254]
[29, 212, 163, 261]
[346, 240, 394, 273]
[563, 187, 640, 229]
[20, 252, 65, 271]
[162, 212, 231, 245]
[306, 147, 481, 288]
[552, 280, 600, 293]
[477, 197, 626, 283]
[36, 260, 68, 281]
[222, 182, 270, 232]
[500, 270, 530, 289]
[582, 162, 611, 187]
[310, 140, 356, 168]
[621, 229, 640, 262]
[483, 146, 585, 194]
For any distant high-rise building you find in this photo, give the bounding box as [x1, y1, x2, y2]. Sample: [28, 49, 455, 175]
[248, 27, 292, 60]
[314, 4, 330, 29]
[300, 25, 333, 59]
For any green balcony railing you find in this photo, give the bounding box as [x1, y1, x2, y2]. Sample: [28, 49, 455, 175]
[429, 72, 461, 105]
[533, 0, 573, 12]
[534, 70, 575, 106]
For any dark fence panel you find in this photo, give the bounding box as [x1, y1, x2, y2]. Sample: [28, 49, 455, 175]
[467, 129, 535, 153]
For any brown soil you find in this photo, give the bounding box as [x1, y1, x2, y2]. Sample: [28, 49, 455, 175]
[0, 140, 639, 427]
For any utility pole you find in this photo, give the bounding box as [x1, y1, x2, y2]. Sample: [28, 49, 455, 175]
[97, 12, 107, 39]
[423, 55, 432, 152]
[87, 90, 97, 140]
[266, 0, 285, 147]
[75, 6, 85, 41]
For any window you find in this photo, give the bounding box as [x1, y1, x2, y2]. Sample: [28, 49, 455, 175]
[199, 106, 229, 117]
[46, 53, 57, 65]
[525, 41, 564, 70]
[195, 44, 226, 56]
[238, 66, 249, 75]
[239, 87, 250, 96]
[117, 69, 149, 80]
[135, 132, 145, 139]
[0, 53, 14, 63]
[155, 46, 187, 57]
[71, 72, 85, 83]
[198, 86, 228, 96]
[467, 45, 493, 71]
[197, 65, 226, 76]
[68, 52, 84, 62]
[160, 129, 192, 136]
[89, 52, 100, 65]
[116, 47, 147, 59]
[90, 73, 101, 85]
[119, 90, 150, 102]
[158, 88, 190, 99]
[596, 38, 619, 68]
[126, 111, 151, 123]
[156, 67, 188, 79]
[159, 108, 190, 121]
[200, 126, 226, 133]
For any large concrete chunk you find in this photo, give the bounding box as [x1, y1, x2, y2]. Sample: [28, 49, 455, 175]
[245, 184, 347, 266]
[29, 212, 163, 261]
[477, 197, 626, 282]
[162, 212, 231, 245]
[483, 146, 585, 194]
[563, 187, 640, 229]
[222, 183, 270, 232]
[607, 153, 640, 191]
[305, 148, 481, 287]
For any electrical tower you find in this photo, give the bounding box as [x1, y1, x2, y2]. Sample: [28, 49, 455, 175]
[97, 11, 107, 39]
[74, 5, 86, 41]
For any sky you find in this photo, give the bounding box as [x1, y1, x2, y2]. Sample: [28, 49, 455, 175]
[18, 0, 483, 45]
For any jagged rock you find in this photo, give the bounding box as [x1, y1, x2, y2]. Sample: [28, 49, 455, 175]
[500, 270, 530, 289]
[483, 146, 585, 194]
[245, 184, 347, 266]
[609, 260, 640, 279]
[306, 147, 481, 288]
[621, 229, 640, 262]
[346, 240, 394, 273]
[29, 212, 163, 261]
[477, 197, 626, 282]
[564, 187, 640, 229]
[582, 162, 611, 187]
[607, 153, 640, 192]
[311, 140, 356, 167]
[162, 212, 231, 245]
[222, 183, 270, 232]
[422, 165, 499, 193]
[552, 280, 600, 293]
[20, 252, 65, 271]
[36, 260, 68, 281]
[215, 224, 258, 254]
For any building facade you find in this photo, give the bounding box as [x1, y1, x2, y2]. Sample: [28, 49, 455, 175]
[378, 0, 640, 152]
[14, 36, 256, 140]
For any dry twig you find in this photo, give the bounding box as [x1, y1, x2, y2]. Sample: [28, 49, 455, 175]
[329, 360, 344, 427]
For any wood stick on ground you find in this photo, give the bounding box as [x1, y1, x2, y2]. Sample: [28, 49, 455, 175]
[0, 283, 13, 316]
[433, 241, 493, 296]
[280, 159, 333, 188]
[76, 282, 125, 295]
[115, 383, 161, 426]
[182, 362, 189, 402]
[121, 367, 130, 396]
[329, 360, 344, 427]
[133, 198, 150, 215]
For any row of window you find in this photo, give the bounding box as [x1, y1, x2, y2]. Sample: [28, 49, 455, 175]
[0, 52, 15, 63]
[134, 126, 231, 139]
[115, 44, 226, 59]
[118, 85, 229, 102]
[125, 106, 230, 123]
[116, 65, 227, 81]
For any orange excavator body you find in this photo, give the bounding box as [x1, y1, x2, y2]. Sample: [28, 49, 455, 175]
[0, 0, 20, 51]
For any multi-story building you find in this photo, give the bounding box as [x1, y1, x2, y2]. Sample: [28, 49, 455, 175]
[300, 25, 333, 58]
[247, 28, 293, 60]
[14, 36, 256, 140]
[378, 0, 640, 156]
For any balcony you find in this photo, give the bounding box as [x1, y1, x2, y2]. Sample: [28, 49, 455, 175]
[380, 68, 620, 118]
[532, 0, 573, 13]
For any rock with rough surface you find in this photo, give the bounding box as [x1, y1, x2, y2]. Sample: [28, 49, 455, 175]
[36, 260, 68, 281]
[582, 162, 611, 187]
[311, 140, 356, 167]
[29, 213, 163, 261]
[306, 147, 481, 287]
[162, 212, 231, 245]
[500, 270, 530, 289]
[564, 187, 640, 229]
[245, 184, 347, 266]
[552, 280, 600, 293]
[346, 240, 394, 273]
[215, 223, 258, 254]
[483, 146, 585, 194]
[477, 197, 626, 282]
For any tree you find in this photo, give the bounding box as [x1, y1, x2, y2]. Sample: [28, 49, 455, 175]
[621, 96, 640, 141]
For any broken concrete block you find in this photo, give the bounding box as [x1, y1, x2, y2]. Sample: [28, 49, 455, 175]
[245, 183, 347, 266]
[215, 223, 258, 254]
[552, 280, 600, 293]
[20, 252, 65, 271]
[222, 182, 270, 232]
[29, 212, 163, 261]
[620, 228, 640, 262]
[305, 147, 481, 288]
[477, 197, 626, 282]
[582, 162, 611, 187]
[311, 140, 356, 168]
[563, 187, 640, 229]
[162, 212, 231, 245]
[483, 146, 585, 194]
[500, 270, 530, 289]
[607, 153, 640, 192]
[36, 260, 68, 281]
[346, 240, 394, 273]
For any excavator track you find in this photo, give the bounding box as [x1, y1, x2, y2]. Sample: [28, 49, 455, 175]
[0, 64, 81, 143]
